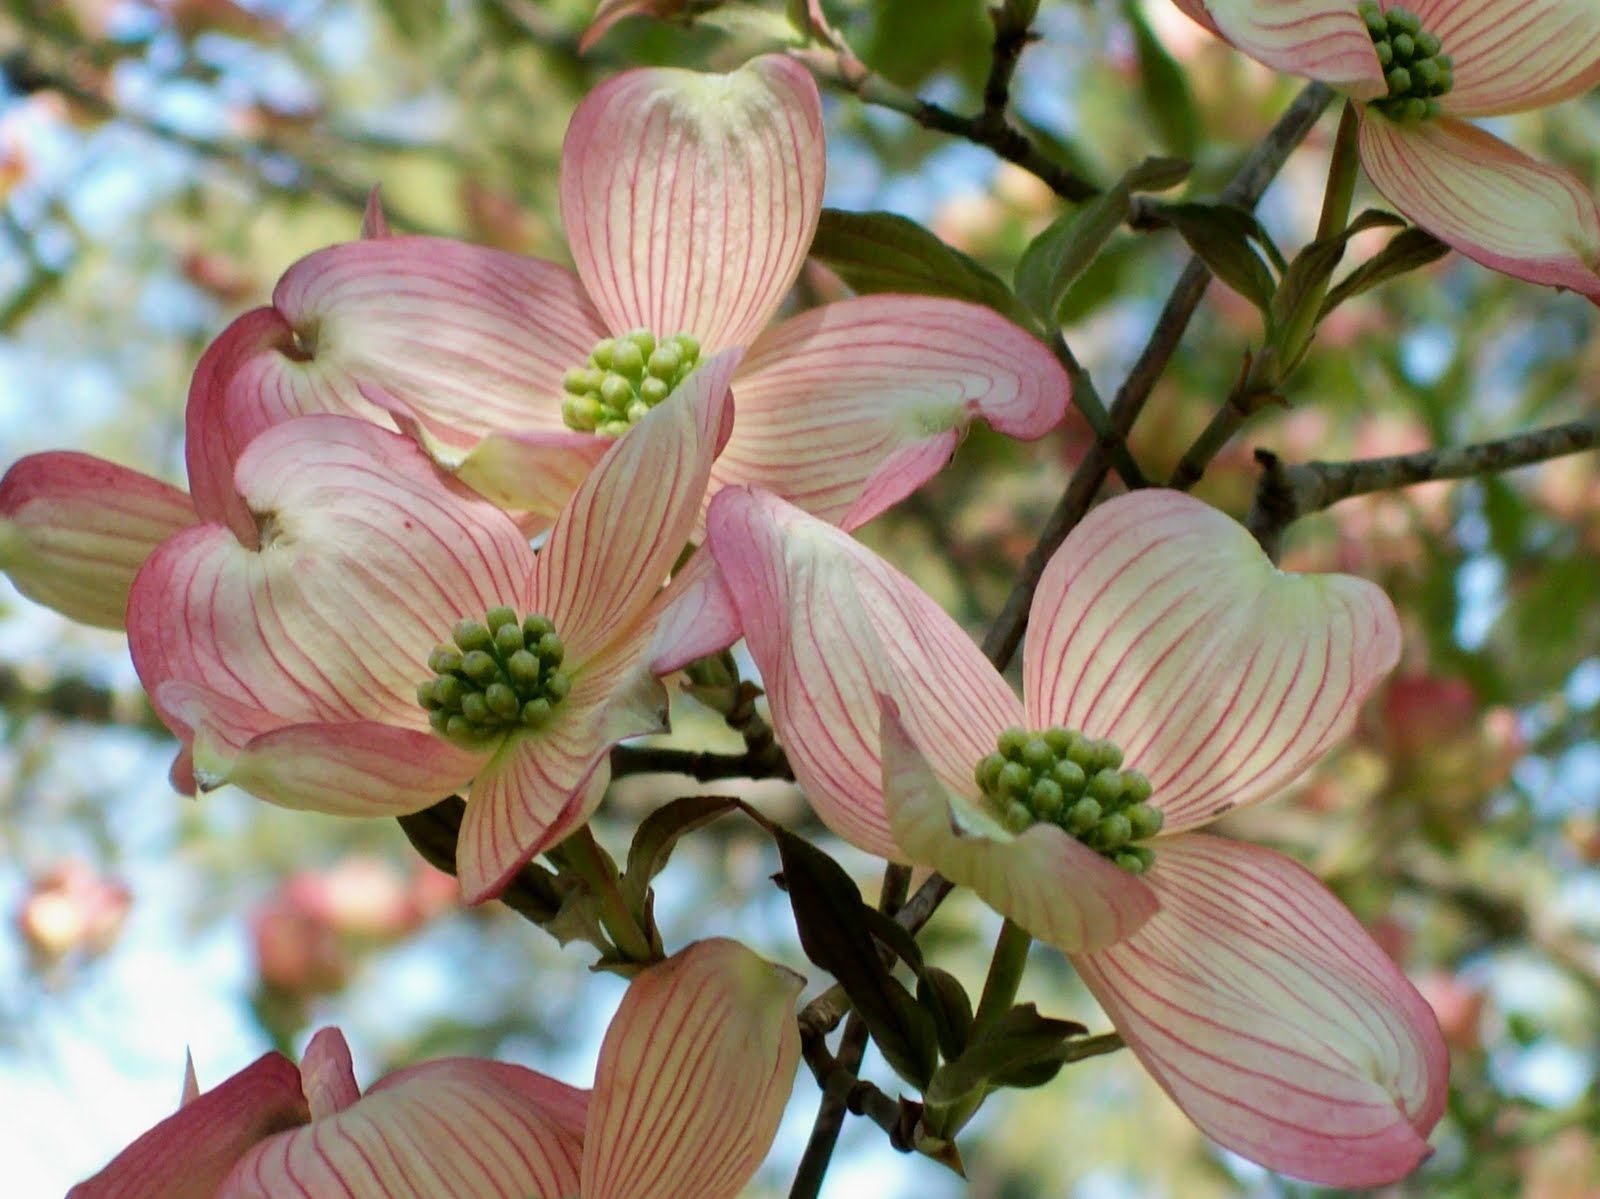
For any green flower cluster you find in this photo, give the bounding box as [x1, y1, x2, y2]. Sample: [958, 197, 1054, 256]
[1361, 1, 1454, 122]
[562, 329, 702, 437]
[974, 726, 1163, 874]
[417, 607, 570, 746]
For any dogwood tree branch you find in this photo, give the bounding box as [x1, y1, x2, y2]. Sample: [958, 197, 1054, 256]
[980, 80, 1334, 670]
[1246, 415, 1600, 559]
[0, 662, 167, 735]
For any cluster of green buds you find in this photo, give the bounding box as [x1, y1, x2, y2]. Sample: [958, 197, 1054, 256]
[974, 726, 1163, 874]
[562, 329, 702, 437]
[417, 607, 570, 747]
[1360, 1, 1453, 122]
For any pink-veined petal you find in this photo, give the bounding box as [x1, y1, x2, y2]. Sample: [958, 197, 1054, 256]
[158, 681, 487, 814]
[1073, 835, 1447, 1187]
[360, 186, 390, 239]
[648, 547, 742, 674]
[221, 1054, 585, 1199]
[457, 639, 669, 901]
[582, 939, 803, 1199]
[579, 0, 674, 51]
[0, 452, 197, 629]
[1025, 490, 1399, 833]
[1358, 115, 1600, 299]
[882, 699, 1157, 954]
[448, 430, 612, 522]
[69, 1053, 309, 1199]
[536, 350, 738, 668]
[130, 417, 535, 789]
[300, 1029, 361, 1119]
[273, 237, 609, 440]
[705, 486, 1022, 858]
[1175, 0, 1386, 98]
[560, 55, 824, 354]
[1412, 0, 1600, 115]
[716, 296, 1069, 530]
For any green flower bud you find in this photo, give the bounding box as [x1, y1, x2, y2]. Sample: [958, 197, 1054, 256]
[597, 419, 630, 438]
[1087, 767, 1124, 806]
[997, 727, 1029, 759]
[563, 395, 602, 431]
[976, 752, 1005, 792]
[590, 338, 616, 369]
[1359, 0, 1384, 34]
[523, 614, 553, 640]
[416, 680, 441, 709]
[1065, 733, 1098, 770]
[1002, 801, 1034, 834]
[1043, 727, 1073, 754]
[1391, 31, 1414, 60]
[1031, 777, 1064, 819]
[537, 633, 565, 665]
[600, 374, 633, 407]
[485, 605, 519, 631]
[428, 645, 463, 675]
[609, 338, 645, 379]
[507, 649, 543, 689]
[1066, 797, 1102, 834]
[628, 328, 656, 356]
[453, 620, 492, 653]
[625, 400, 650, 423]
[1391, 7, 1421, 35]
[1021, 737, 1054, 772]
[999, 760, 1033, 798]
[432, 675, 465, 710]
[461, 650, 499, 685]
[1386, 66, 1412, 94]
[1051, 759, 1087, 794]
[445, 714, 474, 740]
[427, 708, 452, 734]
[1096, 812, 1132, 851]
[648, 344, 683, 379]
[461, 692, 490, 723]
[1122, 770, 1152, 805]
[639, 377, 670, 405]
[562, 367, 593, 394]
[1127, 803, 1164, 841]
[522, 697, 553, 727]
[1114, 850, 1149, 875]
[1375, 40, 1393, 66]
[494, 622, 525, 658]
[485, 682, 520, 719]
[545, 672, 572, 703]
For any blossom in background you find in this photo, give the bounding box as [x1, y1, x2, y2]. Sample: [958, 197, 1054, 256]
[1173, 0, 1600, 298]
[70, 938, 803, 1199]
[698, 485, 1447, 1185]
[128, 358, 734, 900]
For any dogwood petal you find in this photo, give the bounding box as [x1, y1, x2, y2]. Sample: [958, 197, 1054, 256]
[1172, 0, 1386, 99]
[882, 700, 1157, 954]
[1024, 491, 1399, 833]
[1073, 835, 1447, 1187]
[159, 682, 487, 814]
[447, 430, 612, 521]
[583, 939, 803, 1199]
[706, 486, 1022, 858]
[0, 452, 197, 629]
[273, 237, 609, 438]
[130, 417, 535, 767]
[456, 640, 669, 901]
[715, 296, 1069, 530]
[647, 548, 742, 674]
[536, 351, 738, 669]
[560, 55, 824, 355]
[220, 1053, 585, 1199]
[1413, 0, 1600, 114]
[1358, 115, 1600, 299]
[68, 1052, 309, 1199]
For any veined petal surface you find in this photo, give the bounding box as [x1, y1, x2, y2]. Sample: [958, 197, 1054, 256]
[706, 486, 1022, 858]
[560, 55, 824, 354]
[68, 1053, 309, 1199]
[882, 701, 1158, 954]
[582, 939, 803, 1199]
[1359, 115, 1600, 300]
[1174, 0, 1386, 98]
[457, 637, 668, 900]
[716, 296, 1069, 530]
[536, 350, 737, 669]
[1024, 491, 1399, 834]
[647, 547, 742, 675]
[219, 1055, 585, 1199]
[0, 452, 197, 629]
[130, 416, 536, 781]
[1073, 835, 1447, 1187]
[1414, 0, 1600, 115]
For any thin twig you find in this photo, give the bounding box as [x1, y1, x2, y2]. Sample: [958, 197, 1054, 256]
[0, 662, 168, 735]
[610, 743, 794, 782]
[1246, 415, 1600, 559]
[980, 81, 1333, 671]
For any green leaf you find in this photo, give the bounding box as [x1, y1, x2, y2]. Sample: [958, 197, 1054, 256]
[1154, 201, 1280, 312]
[923, 1003, 1088, 1108]
[1319, 226, 1450, 318]
[918, 968, 975, 1060]
[1124, 1, 1199, 158]
[1015, 157, 1189, 323]
[773, 827, 940, 1087]
[811, 209, 1039, 333]
[618, 794, 739, 917]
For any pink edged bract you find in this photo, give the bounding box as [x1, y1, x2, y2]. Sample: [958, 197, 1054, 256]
[70, 938, 802, 1199]
[128, 355, 737, 901]
[1172, 0, 1600, 298]
[698, 484, 1448, 1186]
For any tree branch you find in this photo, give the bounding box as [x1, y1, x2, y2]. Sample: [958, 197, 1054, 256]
[979, 82, 1334, 670]
[1246, 415, 1600, 559]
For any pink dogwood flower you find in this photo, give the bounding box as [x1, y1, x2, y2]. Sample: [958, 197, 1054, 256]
[698, 485, 1447, 1186]
[188, 54, 1067, 529]
[1173, 0, 1600, 298]
[128, 355, 736, 900]
[70, 937, 802, 1199]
